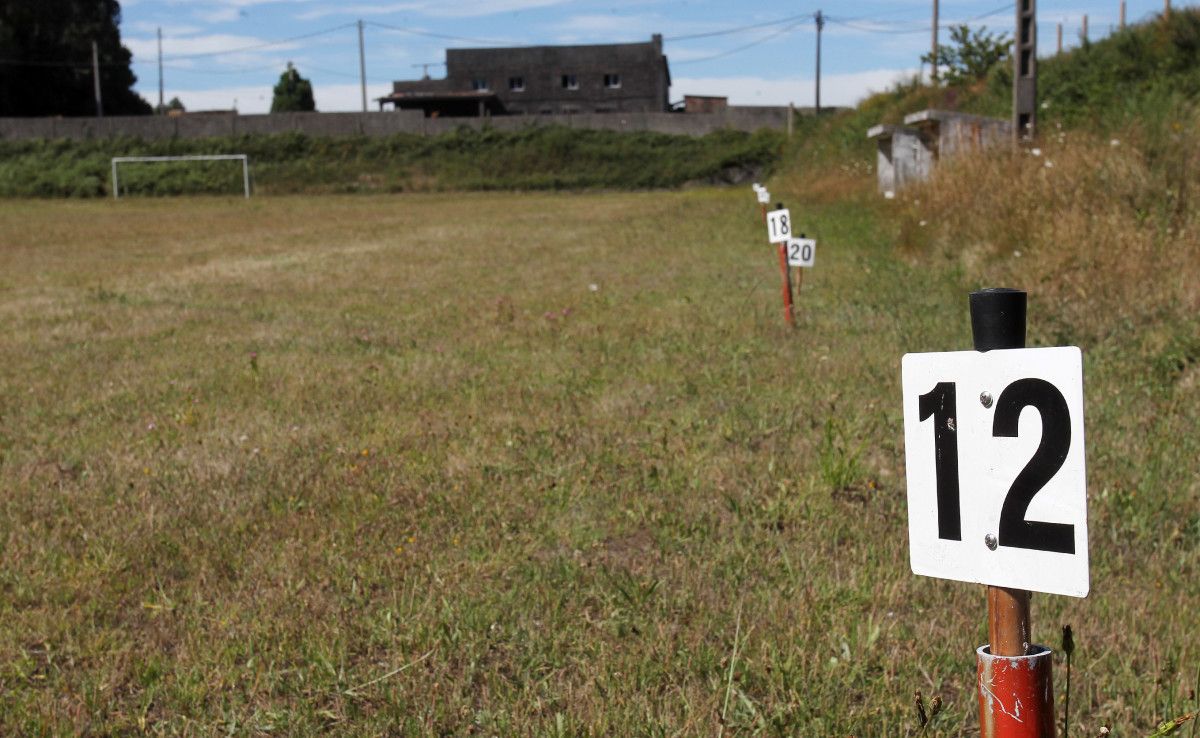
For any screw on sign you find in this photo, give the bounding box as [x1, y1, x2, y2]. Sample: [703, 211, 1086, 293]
[901, 289, 1089, 738]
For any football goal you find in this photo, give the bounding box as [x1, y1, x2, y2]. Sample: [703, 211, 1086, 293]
[110, 154, 251, 199]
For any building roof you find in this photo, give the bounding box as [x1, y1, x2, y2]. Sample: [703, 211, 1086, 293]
[376, 90, 498, 103]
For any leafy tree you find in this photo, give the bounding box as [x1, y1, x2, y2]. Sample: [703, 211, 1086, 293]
[271, 62, 315, 113]
[923, 24, 1013, 86]
[156, 96, 185, 114]
[0, 0, 151, 116]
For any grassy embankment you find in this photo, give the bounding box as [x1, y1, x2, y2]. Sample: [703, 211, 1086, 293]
[1, 9, 1198, 736]
[0, 126, 785, 198]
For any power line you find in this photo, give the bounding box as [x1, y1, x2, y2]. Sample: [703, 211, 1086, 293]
[664, 12, 814, 42]
[828, 2, 1015, 35]
[674, 17, 811, 65]
[364, 20, 511, 46]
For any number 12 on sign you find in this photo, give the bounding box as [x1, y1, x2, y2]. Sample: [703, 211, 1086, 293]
[901, 347, 1089, 597]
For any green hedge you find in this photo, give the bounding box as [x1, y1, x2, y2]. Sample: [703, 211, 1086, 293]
[0, 125, 786, 198]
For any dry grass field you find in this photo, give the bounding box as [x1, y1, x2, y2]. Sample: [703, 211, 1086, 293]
[0, 179, 1196, 735]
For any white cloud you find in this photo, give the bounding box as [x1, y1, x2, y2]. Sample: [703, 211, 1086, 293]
[128, 21, 206, 36]
[296, 0, 569, 20]
[195, 7, 243, 23]
[125, 33, 298, 59]
[671, 68, 918, 108]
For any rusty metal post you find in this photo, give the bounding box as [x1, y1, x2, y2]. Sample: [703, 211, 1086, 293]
[775, 205, 795, 326]
[970, 288, 1055, 738]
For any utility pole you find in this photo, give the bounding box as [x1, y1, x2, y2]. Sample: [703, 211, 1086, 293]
[1164, 0, 1171, 16]
[157, 27, 164, 112]
[931, 0, 939, 84]
[1057, 23, 1063, 53]
[358, 19, 368, 113]
[1013, 0, 1036, 141]
[1120, 1, 1127, 29]
[92, 41, 103, 117]
[814, 10, 824, 115]
[1082, 14, 1089, 42]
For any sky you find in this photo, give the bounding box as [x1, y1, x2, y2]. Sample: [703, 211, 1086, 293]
[117, 0, 1191, 114]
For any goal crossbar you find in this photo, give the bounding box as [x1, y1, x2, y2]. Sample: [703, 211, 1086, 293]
[111, 154, 251, 199]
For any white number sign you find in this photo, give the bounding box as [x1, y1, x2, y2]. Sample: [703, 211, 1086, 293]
[786, 238, 816, 267]
[901, 347, 1089, 597]
[766, 208, 791, 243]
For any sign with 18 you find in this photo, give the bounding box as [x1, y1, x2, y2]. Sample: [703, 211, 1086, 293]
[901, 346, 1089, 597]
[766, 208, 792, 243]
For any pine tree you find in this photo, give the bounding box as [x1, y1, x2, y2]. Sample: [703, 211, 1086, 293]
[270, 62, 316, 113]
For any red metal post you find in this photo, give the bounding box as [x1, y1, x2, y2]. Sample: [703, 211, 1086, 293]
[777, 243, 794, 325]
[977, 646, 1055, 738]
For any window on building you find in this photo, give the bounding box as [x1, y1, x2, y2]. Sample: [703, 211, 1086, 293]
[561, 74, 579, 90]
[604, 73, 622, 89]
[471, 78, 489, 91]
[508, 76, 525, 92]
[561, 105, 580, 115]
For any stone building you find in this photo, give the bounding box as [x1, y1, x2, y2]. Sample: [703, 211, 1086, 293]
[378, 36, 670, 117]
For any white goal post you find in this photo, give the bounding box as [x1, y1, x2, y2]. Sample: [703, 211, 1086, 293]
[110, 154, 251, 199]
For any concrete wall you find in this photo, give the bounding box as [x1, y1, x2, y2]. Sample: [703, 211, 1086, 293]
[0, 107, 790, 141]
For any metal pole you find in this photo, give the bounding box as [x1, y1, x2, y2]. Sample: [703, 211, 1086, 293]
[92, 41, 103, 117]
[814, 10, 824, 115]
[358, 19, 368, 113]
[969, 288, 1032, 656]
[157, 27, 164, 112]
[111, 159, 119, 199]
[931, 0, 940, 84]
[787, 102, 794, 138]
[242, 156, 250, 199]
[971, 288, 1055, 738]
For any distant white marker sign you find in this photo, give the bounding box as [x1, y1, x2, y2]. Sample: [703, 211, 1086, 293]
[786, 237, 816, 267]
[901, 347, 1089, 597]
[757, 189, 771, 204]
[766, 208, 791, 243]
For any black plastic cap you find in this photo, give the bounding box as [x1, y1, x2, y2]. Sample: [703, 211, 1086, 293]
[970, 288, 1027, 351]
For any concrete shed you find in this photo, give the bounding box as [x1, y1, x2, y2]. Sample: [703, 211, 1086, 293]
[903, 109, 1012, 158]
[867, 124, 932, 197]
[868, 109, 1013, 195]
